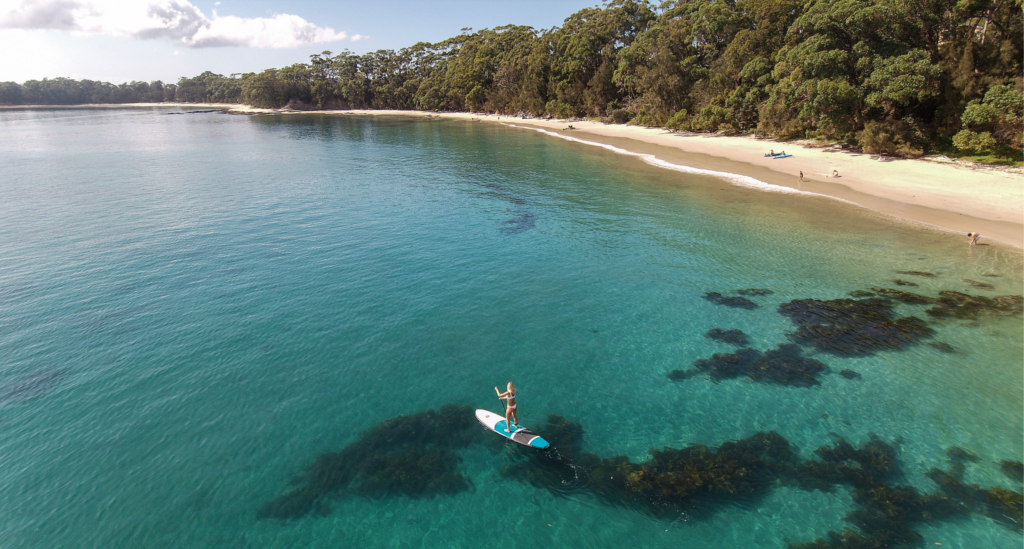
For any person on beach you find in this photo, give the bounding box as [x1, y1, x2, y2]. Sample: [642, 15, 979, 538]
[968, 232, 980, 245]
[799, 171, 804, 181]
[495, 382, 518, 431]
[832, 170, 840, 177]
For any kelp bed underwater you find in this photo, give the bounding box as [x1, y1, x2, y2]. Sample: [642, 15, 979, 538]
[259, 275, 1022, 545]
[673, 276, 1023, 387]
[259, 405, 1023, 548]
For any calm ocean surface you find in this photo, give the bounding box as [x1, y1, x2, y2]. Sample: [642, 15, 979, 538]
[0, 108, 1021, 548]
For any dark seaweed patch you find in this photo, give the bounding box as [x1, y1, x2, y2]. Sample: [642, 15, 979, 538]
[925, 291, 1023, 320]
[848, 290, 875, 298]
[703, 292, 758, 309]
[0, 368, 68, 403]
[838, 369, 861, 380]
[1000, 460, 1024, 483]
[258, 404, 481, 520]
[895, 270, 936, 277]
[788, 437, 969, 548]
[503, 422, 797, 520]
[500, 209, 536, 234]
[692, 344, 828, 387]
[892, 279, 918, 287]
[498, 415, 589, 496]
[736, 288, 774, 296]
[779, 297, 934, 356]
[926, 448, 1023, 533]
[927, 341, 957, 353]
[705, 328, 749, 346]
[504, 422, 1016, 545]
[667, 369, 701, 381]
[870, 287, 936, 305]
[963, 278, 996, 290]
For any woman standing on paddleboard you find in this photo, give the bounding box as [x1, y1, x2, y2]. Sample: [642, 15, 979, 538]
[495, 382, 518, 432]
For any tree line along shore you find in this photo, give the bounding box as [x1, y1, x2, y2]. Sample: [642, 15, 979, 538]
[2, 0, 1021, 163]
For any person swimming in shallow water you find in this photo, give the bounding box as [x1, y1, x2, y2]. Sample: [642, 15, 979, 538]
[495, 382, 518, 432]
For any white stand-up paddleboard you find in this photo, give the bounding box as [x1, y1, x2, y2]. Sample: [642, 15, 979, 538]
[475, 409, 550, 449]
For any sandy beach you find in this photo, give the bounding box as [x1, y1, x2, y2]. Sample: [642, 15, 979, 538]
[336, 110, 1024, 248]
[8, 103, 1021, 247]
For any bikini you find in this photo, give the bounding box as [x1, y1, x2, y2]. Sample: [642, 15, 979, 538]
[503, 393, 517, 409]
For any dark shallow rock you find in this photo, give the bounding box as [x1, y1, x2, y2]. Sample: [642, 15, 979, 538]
[838, 369, 861, 380]
[848, 290, 875, 298]
[779, 297, 934, 356]
[705, 328, 749, 346]
[892, 279, 918, 287]
[703, 292, 758, 309]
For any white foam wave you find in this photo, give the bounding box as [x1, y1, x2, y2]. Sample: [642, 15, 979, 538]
[502, 123, 850, 201]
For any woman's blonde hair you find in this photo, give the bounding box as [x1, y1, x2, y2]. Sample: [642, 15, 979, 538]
[507, 382, 515, 393]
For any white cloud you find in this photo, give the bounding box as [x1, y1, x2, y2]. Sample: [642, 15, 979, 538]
[0, 0, 350, 48]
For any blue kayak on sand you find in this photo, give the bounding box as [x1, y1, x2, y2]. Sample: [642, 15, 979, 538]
[475, 409, 550, 449]
[772, 154, 793, 159]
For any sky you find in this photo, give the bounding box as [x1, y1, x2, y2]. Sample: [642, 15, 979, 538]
[0, 0, 600, 84]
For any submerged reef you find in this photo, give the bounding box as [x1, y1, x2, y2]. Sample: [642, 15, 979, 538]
[703, 292, 758, 309]
[691, 344, 828, 387]
[848, 290, 875, 298]
[705, 328, 749, 346]
[258, 404, 481, 520]
[838, 369, 861, 380]
[892, 279, 918, 287]
[778, 297, 934, 356]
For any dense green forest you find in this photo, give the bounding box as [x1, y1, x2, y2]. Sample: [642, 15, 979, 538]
[2, 0, 1021, 158]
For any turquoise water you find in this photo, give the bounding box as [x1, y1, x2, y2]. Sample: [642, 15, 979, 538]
[0, 108, 1021, 548]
